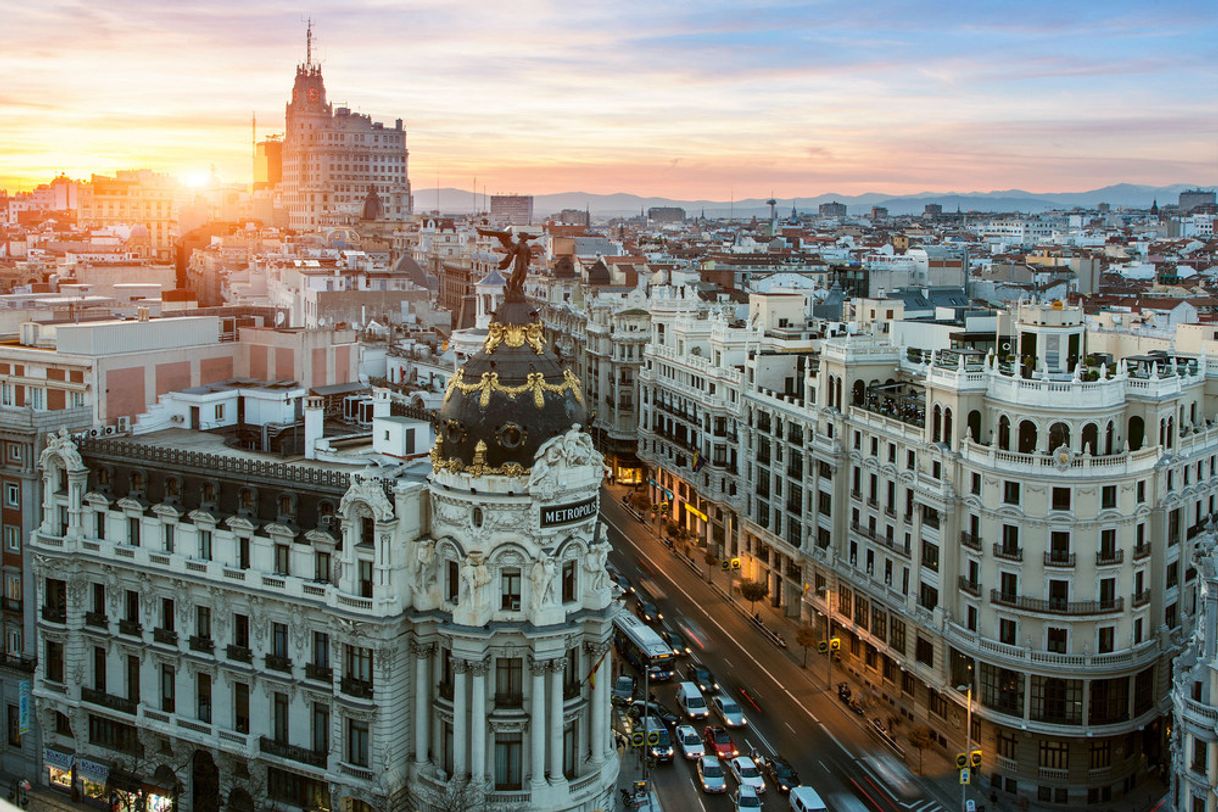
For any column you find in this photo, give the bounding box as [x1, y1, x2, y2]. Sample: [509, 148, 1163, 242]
[452, 660, 469, 778]
[548, 657, 565, 782]
[470, 662, 488, 784]
[589, 644, 609, 765]
[412, 642, 432, 765]
[530, 658, 547, 788]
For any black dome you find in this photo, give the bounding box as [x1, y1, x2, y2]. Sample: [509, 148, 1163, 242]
[433, 300, 586, 476]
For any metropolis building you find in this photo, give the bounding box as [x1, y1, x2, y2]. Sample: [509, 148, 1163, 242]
[641, 297, 1211, 806]
[280, 29, 413, 230]
[28, 297, 617, 809]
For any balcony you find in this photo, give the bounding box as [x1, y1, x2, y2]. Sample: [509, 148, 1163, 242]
[958, 577, 981, 597]
[1133, 544, 1151, 562]
[85, 611, 108, 629]
[41, 605, 67, 624]
[494, 693, 524, 709]
[990, 590, 1123, 615]
[189, 636, 214, 654]
[226, 644, 253, 664]
[1132, 589, 1151, 608]
[81, 687, 137, 716]
[305, 663, 333, 683]
[992, 543, 1023, 563]
[341, 676, 374, 699]
[118, 619, 142, 638]
[259, 736, 328, 768]
[266, 654, 293, 673]
[1043, 551, 1076, 568]
[0, 653, 35, 673]
[153, 628, 179, 646]
[960, 532, 981, 551]
[1096, 550, 1124, 566]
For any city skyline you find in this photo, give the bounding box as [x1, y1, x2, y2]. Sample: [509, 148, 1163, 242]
[3, 1, 1217, 197]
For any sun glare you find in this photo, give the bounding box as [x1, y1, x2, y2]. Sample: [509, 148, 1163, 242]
[182, 170, 210, 188]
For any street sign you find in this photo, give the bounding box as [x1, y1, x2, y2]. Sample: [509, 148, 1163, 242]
[959, 767, 971, 785]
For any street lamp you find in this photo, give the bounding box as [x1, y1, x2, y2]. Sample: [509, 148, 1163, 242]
[957, 670, 974, 812]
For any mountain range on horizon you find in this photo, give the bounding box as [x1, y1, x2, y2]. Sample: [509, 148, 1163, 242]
[419, 182, 1216, 219]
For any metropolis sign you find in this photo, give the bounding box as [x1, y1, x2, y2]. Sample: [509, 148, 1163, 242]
[540, 496, 599, 528]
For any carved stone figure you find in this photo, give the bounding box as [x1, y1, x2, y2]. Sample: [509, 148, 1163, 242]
[462, 553, 492, 609]
[584, 539, 609, 592]
[530, 557, 556, 611]
[413, 540, 437, 592]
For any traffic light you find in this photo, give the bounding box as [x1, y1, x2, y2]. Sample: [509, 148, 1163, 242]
[721, 560, 730, 571]
[970, 749, 982, 768]
[829, 637, 841, 651]
[955, 752, 968, 770]
[817, 641, 828, 654]
[646, 731, 661, 746]
[630, 731, 645, 748]
[730, 558, 742, 570]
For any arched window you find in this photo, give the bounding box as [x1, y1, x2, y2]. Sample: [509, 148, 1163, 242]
[1104, 421, 1114, 455]
[1081, 423, 1098, 455]
[998, 416, 1011, 450]
[1128, 416, 1145, 451]
[967, 410, 982, 444]
[932, 405, 942, 443]
[1167, 417, 1175, 449]
[1048, 422, 1070, 452]
[852, 380, 865, 407]
[942, 408, 953, 448]
[1018, 421, 1038, 454]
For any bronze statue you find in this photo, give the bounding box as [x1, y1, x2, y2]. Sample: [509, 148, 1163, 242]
[478, 228, 538, 301]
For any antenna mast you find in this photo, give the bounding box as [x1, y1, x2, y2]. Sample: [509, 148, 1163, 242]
[306, 18, 313, 67]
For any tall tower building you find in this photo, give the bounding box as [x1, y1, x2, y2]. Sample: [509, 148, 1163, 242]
[281, 22, 412, 230]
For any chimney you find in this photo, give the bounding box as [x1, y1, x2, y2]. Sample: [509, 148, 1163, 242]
[304, 396, 324, 460]
[372, 387, 392, 419]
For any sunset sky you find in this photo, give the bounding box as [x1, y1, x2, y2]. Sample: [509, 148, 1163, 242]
[2, 0, 1216, 198]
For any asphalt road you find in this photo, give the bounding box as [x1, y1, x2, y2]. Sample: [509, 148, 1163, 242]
[601, 487, 954, 812]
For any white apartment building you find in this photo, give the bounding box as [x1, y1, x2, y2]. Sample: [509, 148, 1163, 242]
[642, 298, 1212, 807]
[1170, 535, 1218, 812]
[29, 299, 618, 810]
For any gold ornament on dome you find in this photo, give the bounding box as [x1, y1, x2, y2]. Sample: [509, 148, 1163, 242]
[485, 321, 545, 355]
[428, 425, 531, 478]
[442, 368, 585, 409]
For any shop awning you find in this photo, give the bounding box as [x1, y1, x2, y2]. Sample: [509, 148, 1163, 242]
[43, 747, 74, 771]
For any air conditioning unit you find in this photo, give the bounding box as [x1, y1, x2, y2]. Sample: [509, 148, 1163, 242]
[116, 416, 131, 432]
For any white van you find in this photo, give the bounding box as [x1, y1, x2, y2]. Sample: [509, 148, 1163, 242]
[676, 681, 710, 719]
[788, 785, 828, 812]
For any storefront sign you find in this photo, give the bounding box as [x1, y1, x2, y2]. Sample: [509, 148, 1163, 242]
[76, 758, 110, 784]
[647, 479, 674, 499]
[684, 503, 709, 522]
[43, 748, 74, 771]
[17, 680, 29, 734]
[540, 496, 598, 527]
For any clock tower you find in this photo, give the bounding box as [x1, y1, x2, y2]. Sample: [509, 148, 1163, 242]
[286, 19, 330, 118]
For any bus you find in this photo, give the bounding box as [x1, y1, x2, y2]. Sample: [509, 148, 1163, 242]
[614, 613, 675, 682]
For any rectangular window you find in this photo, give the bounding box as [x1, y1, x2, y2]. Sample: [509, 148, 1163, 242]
[561, 560, 577, 603]
[1101, 485, 1116, 509]
[1047, 627, 1067, 653]
[197, 673, 212, 724]
[447, 560, 460, 603]
[161, 598, 175, 631]
[234, 613, 249, 648]
[346, 719, 370, 767]
[238, 537, 250, 569]
[344, 645, 373, 683]
[4, 484, 18, 507]
[127, 517, 140, 547]
[234, 682, 249, 733]
[91, 583, 105, 615]
[196, 606, 211, 639]
[314, 551, 331, 583]
[358, 559, 373, 597]
[1039, 740, 1069, 769]
[495, 657, 524, 705]
[998, 732, 1017, 759]
[163, 524, 175, 554]
[494, 733, 523, 790]
[198, 530, 212, 561]
[921, 541, 939, 573]
[1098, 627, 1114, 654]
[274, 544, 290, 576]
[160, 665, 175, 713]
[6, 705, 18, 747]
[273, 692, 289, 743]
[501, 568, 522, 610]
[3, 526, 18, 551]
[312, 702, 330, 754]
[94, 513, 105, 541]
[915, 636, 934, 666]
[1003, 481, 1020, 504]
[1051, 487, 1070, 511]
[970, 472, 981, 495]
[313, 632, 330, 668]
[125, 655, 139, 702]
[125, 590, 139, 622]
[272, 623, 289, 658]
[93, 646, 107, 691]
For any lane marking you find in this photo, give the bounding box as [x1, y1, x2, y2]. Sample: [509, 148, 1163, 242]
[785, 722, 796, 734]
[722, 657, 733, 667]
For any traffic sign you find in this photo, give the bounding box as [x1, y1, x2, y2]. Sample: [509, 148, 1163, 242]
[630, 731, 645, 748]
[959, 767, 971, 785]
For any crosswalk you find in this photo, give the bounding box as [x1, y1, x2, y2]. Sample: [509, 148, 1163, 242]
[901, 800, 946, 812]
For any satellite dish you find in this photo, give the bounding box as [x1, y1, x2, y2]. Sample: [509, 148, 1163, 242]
[274, 311, 286, 327]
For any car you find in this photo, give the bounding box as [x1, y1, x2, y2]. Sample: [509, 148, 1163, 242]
[702, 725, 738, 759]
[713, 692, 748, 727]
[660, 628, 692, 657]
[696, 755, 728, 794]
[611, 675, 635, 705]
[676, 681, 710, 720]
[733, 785, 764, 811]
[627, 699, 680, 729]
[608, 567, 633, 596]
[686, 662, 721, 694]
[756, 754, 800, 794]
[728, 755, 766, 793]
[641, 715, 674, 762]
[675, 724, 705, 761]
[788, 785, 828, 812]
[637, 600, 663, 624]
